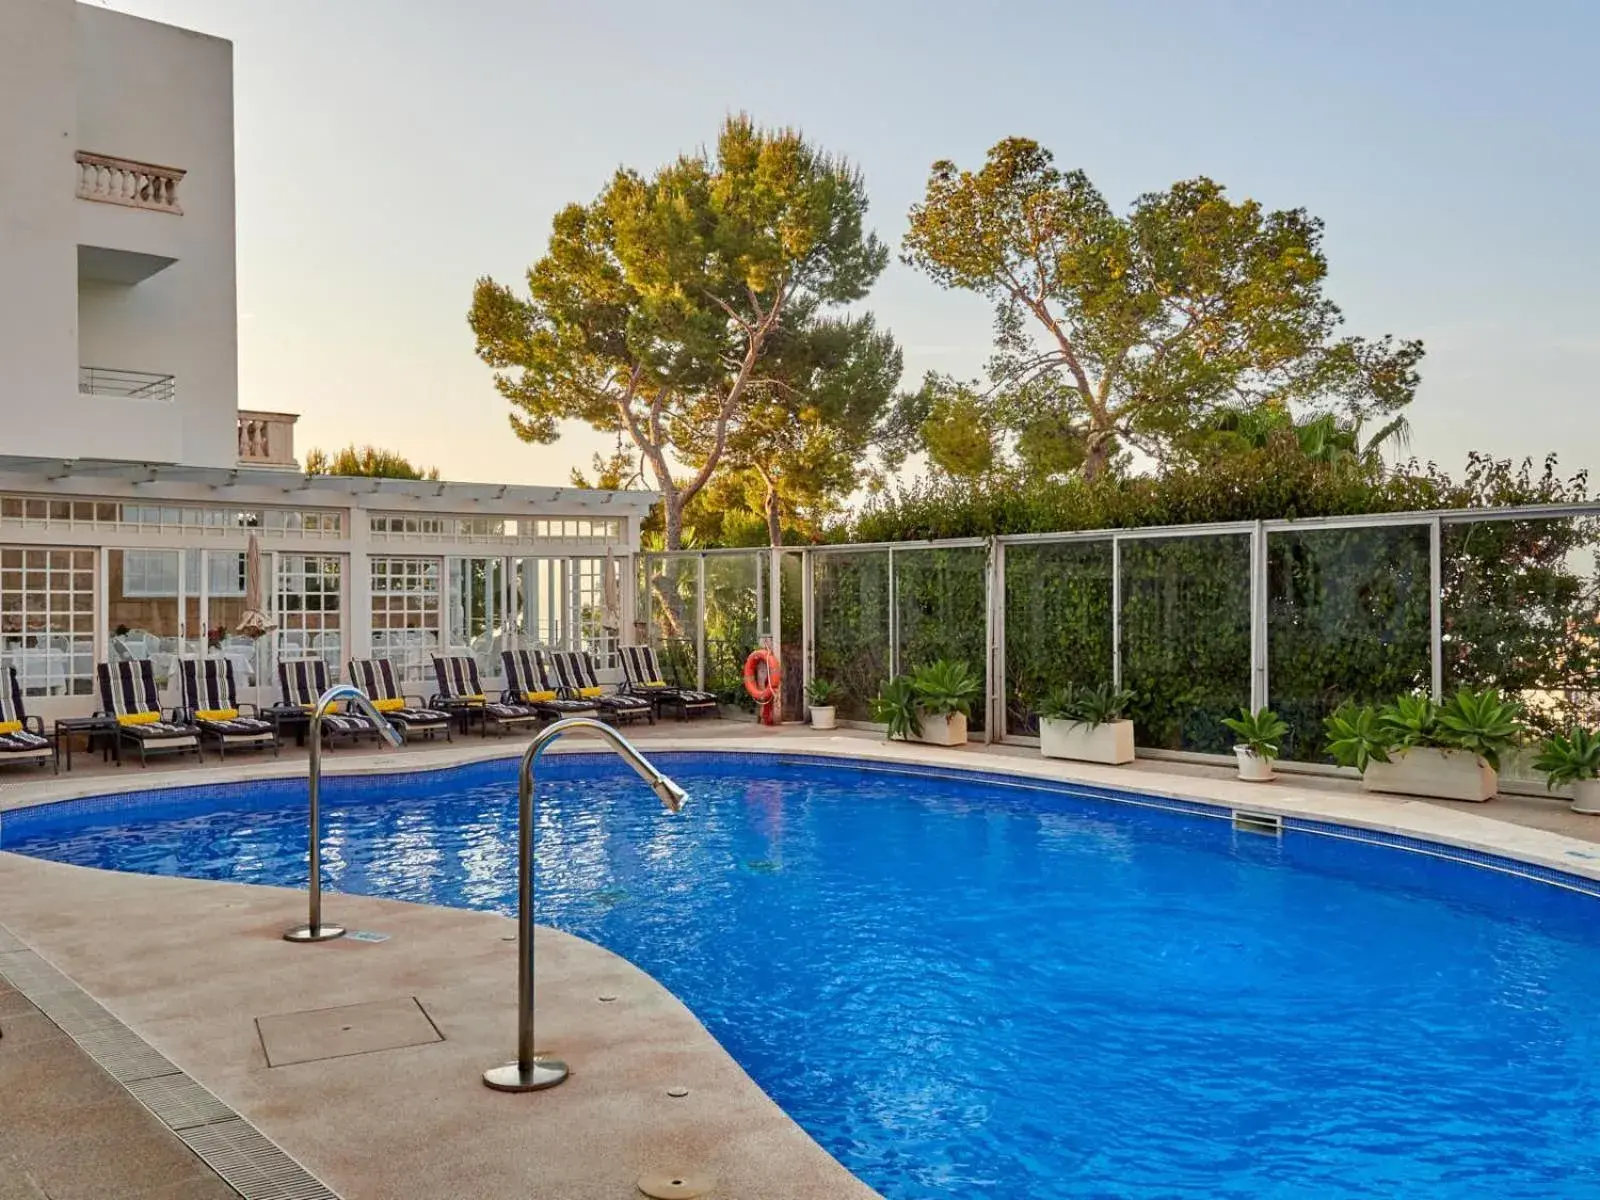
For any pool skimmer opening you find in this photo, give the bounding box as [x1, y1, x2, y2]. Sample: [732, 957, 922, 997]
[1232, 810, 1284, 837]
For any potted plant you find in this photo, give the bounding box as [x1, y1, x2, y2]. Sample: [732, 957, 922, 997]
[1221, 706, 1288, 782]
[907, 659, 981, 746]
[806, 678, 839, 731]
[1323, 688, 1522, 802]
[1533, 727, 1600, 814]
[870, 676, 919, 742]
[1037, 682, 1136, 765]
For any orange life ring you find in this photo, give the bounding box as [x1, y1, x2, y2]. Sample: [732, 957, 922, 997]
[742, 648, 782, 704]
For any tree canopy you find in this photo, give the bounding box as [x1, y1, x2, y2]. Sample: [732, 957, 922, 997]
[303, 444, 440, 480]
[470, 115, 895, 547]
[901, 137, 1424, 479]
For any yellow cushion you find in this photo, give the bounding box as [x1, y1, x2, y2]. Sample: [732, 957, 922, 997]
[117, 712, 160, 727]
[462, 693, 486, 703]
[579, 686, 603, 699]
[0, 720, 21, 735]
[299, 703, 317, 712]
[374, 697, 405, 713]
[523, 690, 557, 703]
[640, 680, 666, 689]
[196, 708, 238, 722]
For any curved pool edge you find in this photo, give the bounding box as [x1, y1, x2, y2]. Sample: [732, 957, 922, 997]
[0, 852, 882, 1200]
[6, 729, 1600, 895]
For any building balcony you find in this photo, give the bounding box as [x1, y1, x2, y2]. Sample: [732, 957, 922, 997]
[75, 151, 185, 214]
[237, 411, 300, 467]
[79, 366, 175, 403]
[74, 152, 185, 283]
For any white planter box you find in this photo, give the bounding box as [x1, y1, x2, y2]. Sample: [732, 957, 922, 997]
[1362, 747, 1497, 802]
[1572, 779, 1600, 815]
[810, 706, 836, 731]
[914, 711, 967, 747]
[1234, 746, 1275, 782]
[1039, 718, 1134, 765]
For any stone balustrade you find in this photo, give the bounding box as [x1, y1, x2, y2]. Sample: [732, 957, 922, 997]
[237, 411, 300, 467]
[75, 151, 186, 214]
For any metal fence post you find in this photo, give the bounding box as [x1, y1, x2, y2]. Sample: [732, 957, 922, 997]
[802, 549, 815, 713]
[1251, 520, 1268, 712]
[887, 546, 898, 680]
[1111, 535, 1122, 691]
[695, 553, 706, 692]
[986, 537, 1001, 744]
[1430, 517, 1444, 700]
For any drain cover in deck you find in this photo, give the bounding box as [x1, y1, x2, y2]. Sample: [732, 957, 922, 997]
[256, 996, 442, 1067]
[637, 1170, 716, 1199]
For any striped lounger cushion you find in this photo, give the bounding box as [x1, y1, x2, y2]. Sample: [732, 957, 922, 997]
[278, 660, 377, 735]
[98, 661, 199, 744]
[348, 659, 451, 727]
[620, 646, 718, 706]
[433, 656, 538, 722]
[0, 667, 49, 756]
[502, 650, 595, 716]
[181, 660, 273, 738]
[552, 651, 652, 716]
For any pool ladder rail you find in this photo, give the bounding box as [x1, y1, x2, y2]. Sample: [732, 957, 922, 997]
[283, 684, 404, 943]
[483, 717, 688, 1093]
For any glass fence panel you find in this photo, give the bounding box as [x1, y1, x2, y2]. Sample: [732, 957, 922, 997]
[813, 550, 890, 721]
[1119, 534, 1252, 752]
[893, 546, 989, 733]
[643, 554, 700, 688]
[780, 550, 804, 718]
[704, 553, 761, 710]
[1002, 540, 1114, 737]
[1268, 525, 1433, 761]
[1443, 514, 1600, 785]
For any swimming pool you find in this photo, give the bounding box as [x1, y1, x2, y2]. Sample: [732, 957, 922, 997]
[5, 752, 1600, 1199]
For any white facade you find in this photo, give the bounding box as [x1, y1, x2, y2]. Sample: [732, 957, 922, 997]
[0, 2, 659, 720]
[1, 0, 237, 466]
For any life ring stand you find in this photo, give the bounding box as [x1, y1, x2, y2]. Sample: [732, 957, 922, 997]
[743, 647, 783, 725]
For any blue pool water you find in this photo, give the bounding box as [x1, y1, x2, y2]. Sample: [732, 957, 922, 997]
[5, 754, 1600, 1198]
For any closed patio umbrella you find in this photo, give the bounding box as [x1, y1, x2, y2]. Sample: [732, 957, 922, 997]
[236, 534, 275, 638]
[602, 546, 621, 632]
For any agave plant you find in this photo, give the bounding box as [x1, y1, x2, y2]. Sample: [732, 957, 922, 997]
[1220, 706, 1289, 760]
[909, 660, 981, 718]
[806, 677, 838, 706]
[1533, 727, 1600, 789]
[1038, 682, 1135, 728]
[1433, 687, 1524, 770]
[870, 676, 919, 741]
[1322, 703, 1392, 772]
[1376, 692, 1440, 752]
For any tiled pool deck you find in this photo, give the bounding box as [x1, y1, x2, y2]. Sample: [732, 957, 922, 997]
[3, 724, 1600, 1198]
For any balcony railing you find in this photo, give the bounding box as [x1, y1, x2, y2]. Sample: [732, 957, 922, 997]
[75, 151, 185, 214]
[238, 410, 300, 467]
[79, 366, 175, 402]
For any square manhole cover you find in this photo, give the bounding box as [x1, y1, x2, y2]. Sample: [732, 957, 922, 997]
[256, 997, 442, 1067]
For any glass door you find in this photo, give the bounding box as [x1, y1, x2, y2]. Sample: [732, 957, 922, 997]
[108, 550, 183, 694]
[449, 557, 510, 680]
[514, 557, 569, 651]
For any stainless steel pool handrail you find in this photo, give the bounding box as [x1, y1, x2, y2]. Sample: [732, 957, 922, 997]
[483, 717, 687, 1093]
[283, 684, 404, 943]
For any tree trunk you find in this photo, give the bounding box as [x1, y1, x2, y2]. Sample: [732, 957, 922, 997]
[764, 482, 783, 548]
[1082, 426, 1113, 480]
[663, 495, 684, 552]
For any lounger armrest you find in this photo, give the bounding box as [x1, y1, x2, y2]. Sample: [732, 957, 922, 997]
[237, 701, 260, 717]
[24, 714, 45, 735]
[405, 693, 430, 710]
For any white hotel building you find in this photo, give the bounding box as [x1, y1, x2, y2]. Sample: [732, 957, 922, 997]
[0, 0, 656, 719]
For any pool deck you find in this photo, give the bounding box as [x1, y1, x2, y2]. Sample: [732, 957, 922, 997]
[4, 723, 1600, 1198]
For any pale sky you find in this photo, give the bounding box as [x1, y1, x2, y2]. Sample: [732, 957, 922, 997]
[107, 0, 1600, 489]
